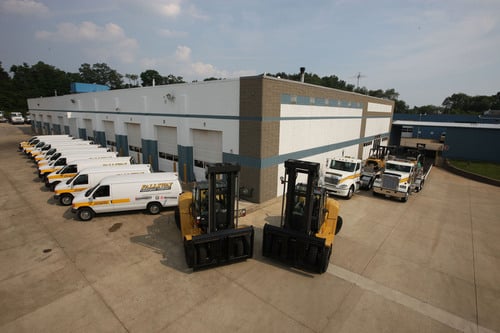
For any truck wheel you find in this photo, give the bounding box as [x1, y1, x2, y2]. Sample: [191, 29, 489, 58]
[147, 202, 161, 215]
[77, 207, 94, 221]
[60, 193, 73, 206]
[401, 191, 409, 203]
[346, 186, 354, 199]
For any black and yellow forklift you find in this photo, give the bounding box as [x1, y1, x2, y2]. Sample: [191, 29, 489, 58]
[262, 159, 343, 273]
[176, 163, 254, 270]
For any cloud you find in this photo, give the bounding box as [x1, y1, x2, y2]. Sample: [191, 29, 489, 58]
[1, 0, 49, 17]
[35, 21, 139, 64]
[139, 45, 255, 80]
[159, 1, 181, 17]
[158, 28, 188, 38]
[175, 45, 191, 62]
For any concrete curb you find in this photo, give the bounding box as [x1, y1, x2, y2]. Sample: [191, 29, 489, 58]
[443, 159, 500, 187]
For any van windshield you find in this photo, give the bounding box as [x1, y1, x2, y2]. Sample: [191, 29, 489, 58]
[85, 184, 99, 197]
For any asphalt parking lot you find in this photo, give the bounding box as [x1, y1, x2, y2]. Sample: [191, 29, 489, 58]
[1, 123, 499, 333]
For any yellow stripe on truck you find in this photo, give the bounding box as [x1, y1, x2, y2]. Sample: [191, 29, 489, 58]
[338, 173, 361, 184]
[47, 173, 77, 180]
[54, 188, 85, 195]
[72, 198, 130, 209]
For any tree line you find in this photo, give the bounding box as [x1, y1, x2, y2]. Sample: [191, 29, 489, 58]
[1, 61, 498, 116]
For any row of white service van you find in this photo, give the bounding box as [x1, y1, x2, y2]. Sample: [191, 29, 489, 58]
[20, 135, 183, 221]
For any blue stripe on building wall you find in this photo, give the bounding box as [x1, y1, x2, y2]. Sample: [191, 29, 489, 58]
[78, 128, 86, 140]
[178, 145, 193, 182]
[141, 139, 158, 171]
[94, 131, 106, 147]
[115, 134, 129, 157]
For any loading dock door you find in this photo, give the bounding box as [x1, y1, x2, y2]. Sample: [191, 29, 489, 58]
[192, 129, 222, 181]
[103, 120, 116, 152]
[156, 126, 178, 172]
[84, 119, 94, 141]
[126, 123, 142, 163]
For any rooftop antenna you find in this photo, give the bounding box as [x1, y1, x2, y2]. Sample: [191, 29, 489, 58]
[353, 72, 366, 88]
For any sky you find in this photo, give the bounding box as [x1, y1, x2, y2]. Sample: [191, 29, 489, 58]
[1, 0, 499, 107]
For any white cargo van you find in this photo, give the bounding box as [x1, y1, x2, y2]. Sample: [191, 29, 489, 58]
[72, 172, 182, 221]
[45, 156, 133, 190]
[39, 151, 119, 178]
[37, 146, 110, 166]
[23, 136, 77, 154]
[19, 135, 72, 151]
[30, 139, 95, 158]
[54, 164, 152, 205]
[34, 143, 101, 162]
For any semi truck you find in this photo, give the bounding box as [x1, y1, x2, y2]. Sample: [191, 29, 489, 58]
[372, 150, 429, 202]
[321, 156, 362, 199]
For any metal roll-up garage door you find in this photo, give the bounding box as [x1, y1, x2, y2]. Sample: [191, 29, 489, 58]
[103, 120, 116, 151]
[84, 119, 94, 141]
[126, 123, 142, 163]
[192, 129, 222, 181]
[156, 126, 178, 172]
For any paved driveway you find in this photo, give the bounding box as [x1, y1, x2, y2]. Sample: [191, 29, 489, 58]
[1, 124, 499, 332]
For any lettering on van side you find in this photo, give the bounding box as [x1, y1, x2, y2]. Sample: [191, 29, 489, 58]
[140, 182, 173, 192]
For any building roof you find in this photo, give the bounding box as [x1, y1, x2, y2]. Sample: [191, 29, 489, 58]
[392, 120, 500, 130]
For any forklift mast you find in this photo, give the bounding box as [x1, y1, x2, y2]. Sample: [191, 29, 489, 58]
[282, 159, 320, 234]
[206, 163, 240, 232]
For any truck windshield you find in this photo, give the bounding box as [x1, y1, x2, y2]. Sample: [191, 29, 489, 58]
[386, 163, 411, 173]
[330, 160, 356, 172]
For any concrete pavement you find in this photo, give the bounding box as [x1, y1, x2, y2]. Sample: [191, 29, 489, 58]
[1, 123, 499, 333]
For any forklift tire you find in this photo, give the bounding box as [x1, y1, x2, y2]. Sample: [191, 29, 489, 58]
[335, 216, 343, 235]
[321, 246, 332, 273]
[234, 239, 244, 257]
[174, 208, 180, 230]
[197, 246, 209, 263]
[308, 245, 318, 265]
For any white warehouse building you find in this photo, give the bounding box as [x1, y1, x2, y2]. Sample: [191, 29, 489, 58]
[27, 74, 394, 203]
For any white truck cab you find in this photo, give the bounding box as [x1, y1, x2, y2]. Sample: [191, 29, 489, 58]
[321, 156, 362, 199]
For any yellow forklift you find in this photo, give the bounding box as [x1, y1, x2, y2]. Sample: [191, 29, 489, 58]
[176, 163, 254, 270]
[262, 159, 343, 273]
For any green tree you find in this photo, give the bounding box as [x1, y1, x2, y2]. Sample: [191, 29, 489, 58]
[9, 61, 72, 110]
[140, 69, 163, 86]
[79, 63, 123, 89]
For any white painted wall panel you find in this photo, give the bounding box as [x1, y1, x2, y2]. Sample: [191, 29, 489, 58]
[367, 102, 392, 113]
[364, 117, 392, 137]
[279, 104, 362, 155]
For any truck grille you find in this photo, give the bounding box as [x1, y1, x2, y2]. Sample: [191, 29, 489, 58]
[382, 174, 400, 190]
[324, 173, 341, 185]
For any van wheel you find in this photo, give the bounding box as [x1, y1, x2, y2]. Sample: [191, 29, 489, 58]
[78, 207, 94, 221]
[60, 193, 73, 206]
[147, 202, 162, 215]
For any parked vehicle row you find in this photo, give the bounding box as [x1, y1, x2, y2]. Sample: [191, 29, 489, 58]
[320, 145, 431, 202]
[19, 135, 183, 222]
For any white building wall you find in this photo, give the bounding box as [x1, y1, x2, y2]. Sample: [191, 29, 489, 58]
[27, 79, 241, 156]
[279, 104, 362, 155]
